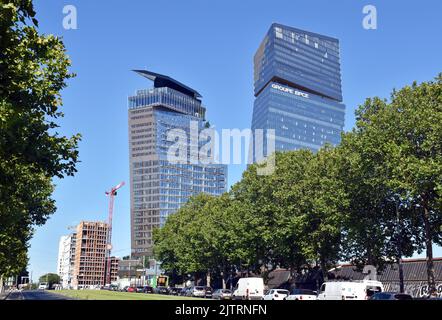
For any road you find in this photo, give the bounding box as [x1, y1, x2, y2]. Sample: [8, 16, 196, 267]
[5, 290, 72, 300]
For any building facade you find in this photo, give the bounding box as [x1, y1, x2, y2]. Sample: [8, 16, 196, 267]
[56, 233, 76, 289]
[128, 70, 227, 258]
[251, 23, 345, 162]
[71, 221, 118, 289]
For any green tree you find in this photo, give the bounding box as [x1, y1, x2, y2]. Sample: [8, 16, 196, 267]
[344, 75, 442, 294]
[155, 149, 347, 284]
[338, 127, 421, 271]
[263, 150, 313, 275]
[0, 1, 80, 276]
[154, 75, 442, 294]
[153, 194, 217, 283]
[296, 147, 348, 279]
[229, 158, 285, 279]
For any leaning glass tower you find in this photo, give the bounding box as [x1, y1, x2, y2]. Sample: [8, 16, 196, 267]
[128, 70, 227, 258]
[251, 23, 346, 162]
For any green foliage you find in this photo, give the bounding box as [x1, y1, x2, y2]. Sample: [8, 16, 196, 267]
[154, 74, 442, 292]
[154, 149, 348, 282]
[0, 1, 80, 276]
[342, 75, 442, 292]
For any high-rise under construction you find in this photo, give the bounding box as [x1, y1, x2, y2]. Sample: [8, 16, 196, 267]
[70, 221, 118, 289]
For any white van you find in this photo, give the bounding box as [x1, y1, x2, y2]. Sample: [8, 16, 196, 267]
[317, 280, 383, 300]
[38, 282, 49, 290]
[232, 277, 264, 300]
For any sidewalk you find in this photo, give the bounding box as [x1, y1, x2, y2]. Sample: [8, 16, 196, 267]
[0, 288, 11, 300]
[0, 292, 10, 300]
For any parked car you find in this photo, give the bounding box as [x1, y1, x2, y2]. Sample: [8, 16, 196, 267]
[370, 292, 413, 300]
[169, 287, 183, 295]
[263, 289, 289, 300]
[180, 287, 190, 296]
[317, 280, 384, 300]
[127, 286, 136, 293]
[135, 286, 145, 293]
[212, 289, 232, 300]
[101, 284, 118, 291]
[143, 286, 154, 294]
[188, 286, 206, 298]
[155, 286, 169, 295]
[232, 277, 264, 300]
[120, 286, 129, 292]
[286, 288, 317, 300]
[204, 287, 213, 298]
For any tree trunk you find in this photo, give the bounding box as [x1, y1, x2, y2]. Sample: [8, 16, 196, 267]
[398, 259, 405, 293]
[366, 215, 375, 266]
[221, 268, 226, 289]
[422, 200, 436, 296]
[182, 272, 186, 287]
[320, 259, 328, 282]
[206, 271, 211, 287]
[396, 201, 405, 293]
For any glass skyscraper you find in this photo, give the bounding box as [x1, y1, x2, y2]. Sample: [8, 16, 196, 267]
[128, 70, 227, 257]
[251, 23, 345, 162]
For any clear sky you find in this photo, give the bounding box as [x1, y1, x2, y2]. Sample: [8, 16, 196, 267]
[28, 0, 442, 280]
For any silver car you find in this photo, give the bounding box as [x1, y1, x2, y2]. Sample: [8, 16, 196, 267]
[212, 289, 232, 300]
[188, 286, 206, 297]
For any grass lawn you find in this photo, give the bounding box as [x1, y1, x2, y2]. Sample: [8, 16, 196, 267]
[55, 290, 207, 300]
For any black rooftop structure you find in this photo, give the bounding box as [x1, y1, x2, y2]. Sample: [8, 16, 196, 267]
[133, 70, 202, 99]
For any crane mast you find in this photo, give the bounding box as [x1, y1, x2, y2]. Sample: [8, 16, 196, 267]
[104, 181, 125, 286]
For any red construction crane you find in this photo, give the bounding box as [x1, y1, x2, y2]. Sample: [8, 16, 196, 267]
[105, 181, 125, 286]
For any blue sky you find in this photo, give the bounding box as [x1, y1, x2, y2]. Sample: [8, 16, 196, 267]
[28, 0, 442, 280]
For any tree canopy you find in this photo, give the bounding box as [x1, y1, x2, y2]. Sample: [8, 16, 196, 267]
[154, 75, 442, 294]
[0, 0, 80, 276]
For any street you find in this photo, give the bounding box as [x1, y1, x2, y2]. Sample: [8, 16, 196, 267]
[5, 290, 72, 300]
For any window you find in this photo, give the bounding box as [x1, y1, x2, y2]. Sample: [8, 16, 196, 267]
[275, 27, 283, 39]
[366, 286, 382, 297]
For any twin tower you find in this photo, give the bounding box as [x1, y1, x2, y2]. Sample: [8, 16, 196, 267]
[128, 23, 345, 258]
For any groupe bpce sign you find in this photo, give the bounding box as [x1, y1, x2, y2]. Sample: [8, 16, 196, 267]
[271, 83, 309, 99]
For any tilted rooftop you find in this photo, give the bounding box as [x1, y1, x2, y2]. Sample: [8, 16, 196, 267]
[133, 69, 202, 99]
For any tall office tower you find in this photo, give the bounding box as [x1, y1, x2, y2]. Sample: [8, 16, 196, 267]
[251, 23, 345, 162]
[56, 233, 76, 288]
[71, 221, 119, 289]
[128, 70, 227, 258]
